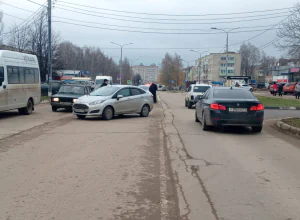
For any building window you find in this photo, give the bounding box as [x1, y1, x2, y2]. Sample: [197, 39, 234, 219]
[221, 57, 226, 60]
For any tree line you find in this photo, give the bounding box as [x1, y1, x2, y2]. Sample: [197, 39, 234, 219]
[0, 9, 132, 84]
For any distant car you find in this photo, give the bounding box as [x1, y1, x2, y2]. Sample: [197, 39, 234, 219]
[195, 87, 264, 133]
[73, 85, 153, 120]
[185, 84, 212, 109]
[239, 84, 253, 92]
[158, 85, 166, 91]
[51, 84, 91, 112]
[283, 82, 297, 95]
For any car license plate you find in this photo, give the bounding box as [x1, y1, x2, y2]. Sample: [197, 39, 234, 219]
[60, 102, 71, 105]
[75, 109, 85, 113]
[229, 108, 247, 112]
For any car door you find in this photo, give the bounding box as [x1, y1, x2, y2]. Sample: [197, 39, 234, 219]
[0, 67, 7, 111]
[114, 88, 132, 114]
[198, 89, 211, 120]
[130, 88, 144, 112]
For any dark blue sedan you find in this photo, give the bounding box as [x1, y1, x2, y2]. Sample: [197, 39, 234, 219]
[195, 87, 264, 133]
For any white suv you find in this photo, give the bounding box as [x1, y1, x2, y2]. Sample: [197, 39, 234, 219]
[185, 84, 212, 109]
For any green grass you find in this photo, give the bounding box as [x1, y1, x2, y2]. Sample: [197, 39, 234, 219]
[255, 96, 300, 107]
[282, 118, 300, 129]
[41, 96, 50, 102]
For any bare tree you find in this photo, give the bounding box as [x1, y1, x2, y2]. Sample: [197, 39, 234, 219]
[133, 74, 142, 85]
[239, 43, 261, 77]
[0, 10, 4, 43]
[7, 24, 31, 52]
[160, 53, 183, 88]
[277, 3, 300, 58]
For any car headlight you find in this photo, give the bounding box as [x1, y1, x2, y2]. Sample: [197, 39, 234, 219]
[52, 97, 59, 102]
[89, 99, 107, 105]
[73, 99, 78, 103]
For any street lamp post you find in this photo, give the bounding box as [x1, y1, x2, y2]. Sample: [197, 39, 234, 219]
[110, 42, 133, 84]
[190, 50, 208, 83]
[211, 27, 239, 82]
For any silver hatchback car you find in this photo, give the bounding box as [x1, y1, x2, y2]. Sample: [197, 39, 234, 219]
[73, 85, 154, 120]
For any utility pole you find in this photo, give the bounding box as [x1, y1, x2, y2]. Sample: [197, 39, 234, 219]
[211, 27, 240, 84]
[47, 0, 52, 96]
[110, 42, 133, 84]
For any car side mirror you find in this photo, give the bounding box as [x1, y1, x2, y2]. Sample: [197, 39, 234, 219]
[195, 95, 203, 101]
[117, 95, 123, 100]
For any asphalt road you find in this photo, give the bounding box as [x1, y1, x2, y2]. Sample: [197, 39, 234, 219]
[0, 104, 177, 220]
[159, 92, 300, 220]
[0, 95, 300, 220]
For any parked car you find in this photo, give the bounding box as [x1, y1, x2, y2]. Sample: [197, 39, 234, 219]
[73, 85, 153, 120]
[283, 82, 297, 95]
[185, 84, 212, 109]
[51, 84, 91, 112]
[195, 87, 264, 133]
[239, 84, 253, 92]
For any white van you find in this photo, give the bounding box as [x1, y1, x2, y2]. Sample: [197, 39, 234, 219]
[0, 50, 41, 115]
[95, 76, 113, 86]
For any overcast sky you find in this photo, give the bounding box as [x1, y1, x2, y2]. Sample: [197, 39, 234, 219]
[1, 0, 297, 67]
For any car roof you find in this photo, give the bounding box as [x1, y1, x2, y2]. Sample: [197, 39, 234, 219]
[62, 83, 87, 87]
[192, 84, 211, 87]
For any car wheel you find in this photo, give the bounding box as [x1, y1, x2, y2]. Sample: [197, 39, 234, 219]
[140, 105, 150, 117]
[52, 106, 58, 112]
[202, 113, 210, 131]
[76, 115, 86, 119]
[250, 88, 253, 92]
[19, 99, 33, 115]
[102, 106, 114, 120]
[188, 102, 193, 109]
[252, 126, 262, 133]
[195, 111, 200, 122]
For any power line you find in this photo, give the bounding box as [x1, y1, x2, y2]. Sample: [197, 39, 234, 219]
[27, 0, 47, 7]
[58, 0, 293, 17]
[54, 6, 289, 25]
[1, 2, 35, 12]
[52, 15, 280, 31]
[55, 2, 290, 21]
[2, 12, 26, 21]
[259, 37, 281, 50]
[228, 15, 290, 47]
[52, 20, 282, 35]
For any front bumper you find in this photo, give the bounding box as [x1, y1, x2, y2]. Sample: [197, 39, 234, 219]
[206, 110, 264, 126]
[51, 102, 73, 108]
[73, 103, 104, 116]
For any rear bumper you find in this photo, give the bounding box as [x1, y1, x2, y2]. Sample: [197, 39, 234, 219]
[206, 110, 264, 126]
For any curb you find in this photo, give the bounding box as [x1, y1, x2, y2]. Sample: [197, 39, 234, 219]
[275, 118, 300, 138]
[264, 106, 300, 110]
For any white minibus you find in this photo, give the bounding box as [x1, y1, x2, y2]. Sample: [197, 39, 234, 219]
[0, 50, 41, 115]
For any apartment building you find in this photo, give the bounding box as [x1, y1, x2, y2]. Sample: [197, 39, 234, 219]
[132, 64, 159, 83]
[196, 52, 242, 83]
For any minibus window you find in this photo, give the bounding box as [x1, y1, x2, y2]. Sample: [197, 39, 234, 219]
[0, 67, 4, 86]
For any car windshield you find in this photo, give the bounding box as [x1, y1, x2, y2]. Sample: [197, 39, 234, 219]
[193, 86, 210, 92]
[58, 85, 85, 94]
[90, 86, 119, 96]
[214, 89, 255, 99]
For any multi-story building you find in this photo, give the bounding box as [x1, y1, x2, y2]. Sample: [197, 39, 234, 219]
[132, 64, 159, 83]
[196, 52, 242, 83]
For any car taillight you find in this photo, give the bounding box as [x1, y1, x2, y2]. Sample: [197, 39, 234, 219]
[250, 104, 264, 111]
[210, 103, 226, 110]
